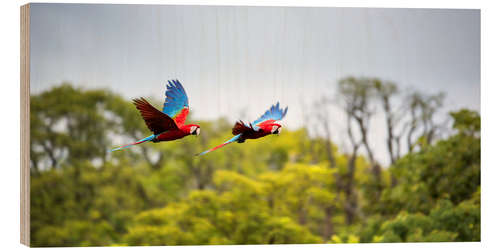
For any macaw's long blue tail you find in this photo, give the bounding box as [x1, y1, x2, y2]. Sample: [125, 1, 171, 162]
[196, 134, 241, 156]
[109, 135, 155, 152]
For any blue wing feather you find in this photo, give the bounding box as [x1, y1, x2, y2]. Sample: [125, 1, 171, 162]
[162, 79, 189, 118]
[251, 102, 288, 129]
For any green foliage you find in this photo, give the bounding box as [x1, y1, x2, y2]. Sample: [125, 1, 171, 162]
[450, 109, 481, 135]
[30, 84, 480, 246]
[357, 189, 479, 243]
[429, 188, 480, 241]
[379, 108, 480, 215]
[123, 170, 323, 245]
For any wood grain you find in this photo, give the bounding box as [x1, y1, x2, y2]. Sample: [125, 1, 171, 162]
[20, 3, 30, 247]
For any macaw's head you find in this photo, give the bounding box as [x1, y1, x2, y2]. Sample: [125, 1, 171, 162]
[184, 124, 201, 136]
[261, 123, 282, 135]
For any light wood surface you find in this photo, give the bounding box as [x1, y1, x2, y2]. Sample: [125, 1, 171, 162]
[20, 3, 30, 247]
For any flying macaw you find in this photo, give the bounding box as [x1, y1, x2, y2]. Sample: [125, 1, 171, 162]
[197, 102, 288, 156]
[110, 79, 200, 152]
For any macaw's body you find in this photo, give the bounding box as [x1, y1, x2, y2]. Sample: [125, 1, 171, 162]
[232, 120, 282, 142]
[110, 80, 200, 152]
[197, 102, 288, 156]
[153, 127, 194, 142]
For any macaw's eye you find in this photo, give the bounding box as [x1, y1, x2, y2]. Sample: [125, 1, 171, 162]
[271, 125, 279, 134]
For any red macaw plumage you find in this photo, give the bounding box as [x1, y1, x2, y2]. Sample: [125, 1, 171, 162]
[110, 80, 200, 152]
[197, 102, 288, 156]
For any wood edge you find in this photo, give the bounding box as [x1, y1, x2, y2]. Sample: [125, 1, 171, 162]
[20, 3, 30, 247]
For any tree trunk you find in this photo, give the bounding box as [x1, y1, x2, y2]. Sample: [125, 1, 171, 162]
[344, 149, 358, 225]
[353, 115, 382, 199]
[407, 108, 417, 153]
[382, 96, 396, 165]
[322, 206, 334, 241]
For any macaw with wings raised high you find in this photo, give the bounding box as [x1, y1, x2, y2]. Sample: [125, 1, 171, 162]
[197, 102, 288, 156]
[110, 79, 200, 152]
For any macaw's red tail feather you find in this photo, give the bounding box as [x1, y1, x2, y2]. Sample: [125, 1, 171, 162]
[196, 134, 241, 156]
[109, 135, 155, 152]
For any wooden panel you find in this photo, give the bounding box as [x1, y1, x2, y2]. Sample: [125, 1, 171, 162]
[20, 3, 30, 247]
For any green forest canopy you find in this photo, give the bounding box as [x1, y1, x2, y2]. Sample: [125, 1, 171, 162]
[29, 79, 480, 246]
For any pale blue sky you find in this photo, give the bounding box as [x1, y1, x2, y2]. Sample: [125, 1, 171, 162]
[30, 3, 480, 164]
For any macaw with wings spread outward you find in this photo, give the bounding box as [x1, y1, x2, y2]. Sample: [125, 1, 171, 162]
[110, 80, 200, 152]
[197, 102, 288, 156]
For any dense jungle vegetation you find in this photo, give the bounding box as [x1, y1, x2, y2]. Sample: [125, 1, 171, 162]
[29, 77, 480, 246]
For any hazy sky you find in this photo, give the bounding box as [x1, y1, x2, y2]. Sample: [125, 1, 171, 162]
[30, 3, 480, 165]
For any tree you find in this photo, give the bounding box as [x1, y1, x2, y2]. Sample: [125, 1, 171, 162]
[373, 79, 405, 188]
[337, 77, 383, 202]
[405, 91, 446, 153]
[30, 84, 112, 170]
[379, 109, 480, 215]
